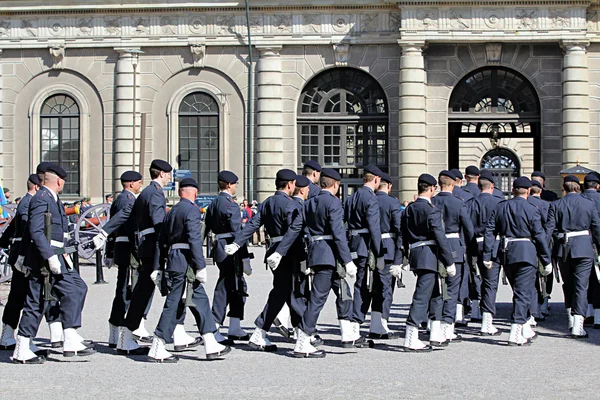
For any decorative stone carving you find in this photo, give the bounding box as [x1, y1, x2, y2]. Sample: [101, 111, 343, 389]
[484, 10, 504, 29]
[22, 19, 38, 37]
[416, 9, 439, 30]
[485, 43, 502, 64]
[190, 44, 206, 68]
[160, 17, 177, 35]
[361, 14, 378, 32]
[106, 17, 122, 35]
[0, 20, 10, 37]
[516, 9, 538, 30]
[49, 20, 64, 36]
[49, 45, 65, 69]
[450, 10, 471, 30]
[273, 15, 292, 33]
[188, 16, 206, 34]
[77, 18, 92, 36]
[303, 15, 320, 33]
[389, 13, 402, 32]
[216, 16, 234, 35]
[587, 9, 598, 32]
[250, 15, 264, 34]
[549, 8, 570, 28]
[333, 43, 350, 66]
[134, 17, 149, 35]
[332, 15, 350, 33]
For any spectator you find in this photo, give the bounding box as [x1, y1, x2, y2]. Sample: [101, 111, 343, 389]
[105, 193, 114, 204]
[14, 196, 22, 205]
[241, 203, 250, 224]
[251, 200, 258, 216]
[3, 188, 11, 204]
[80, 197, 93, 214]
[243, 199, 253, 220]
[401, 200, 410, 213]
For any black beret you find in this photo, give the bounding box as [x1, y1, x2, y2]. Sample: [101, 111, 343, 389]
[303, 160, 322, 172]
[150, 159, 172, 172]
[531, 180, 543, 189]
[218, 170, 238, 184]
[364, 164, 383, 177]
[381, 173, 393, 184]
[120, 170, 143, 182]
[439, 170, 455, 180]
[105, 193, 114, 199]
[593, 171, 600, 182]
[28, 174, 41, 186]
[465, 166, 480, 176]
[585, 173, 600, 183]
[179, 177, 199, 190]
[450, 169, 463, 180]
[479, 170, 495, 185]
[276, 169, 297, 182]
[531, 171, 546, 180]
[564, 175, 580, 184]
[36, 161, 52, 174]
[46, 163, 67, 179]
[295, 175, 310, 188]
[321, 168, 341, 181]
[418, 173, 437, 186]
[513, 176, 532, 189]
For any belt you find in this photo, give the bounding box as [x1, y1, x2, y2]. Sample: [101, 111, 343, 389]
[115, 236, 129, 243]
[476, 235, 500, 243]
[270, 236, 284, 244]
[309, 235, 333, 243]
[11, 237, 22, 243]
[409, 240, 436, 250]
[445, 233, 460, 239]
[170, 243, 190, 251]
[50, 240, 77, 255]
[215, 233, 234, 240]
[381, 233, 396, 239]
[557, 230, 589, 240]
[503, 237, 531, 250]
[350, 228, 369, 236]
[51, 240, 64, 248]
[140, 227, 155, 236]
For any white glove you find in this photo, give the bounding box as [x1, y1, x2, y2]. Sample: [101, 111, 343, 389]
[47, 255, 62, 274]
[267, 252, 282, 271]
[483, 261, 493, 270]
[304, 267, 313, 276]
[150, 270, 163, 287]
[224, 243, 240, 256]
[376, 257, 385, 270]
[390, 265, 403, 279]
[195, 268, 207, 283]
[242, 258, 253, 276]
[345, 261, 357, 278]
[542, 263, 553, 277]
[446, 263, 456, 277]
[402, 263, 411, 271]
[14, 255, 25, 270]
[92, 230, 108, 250]
[103, 258, 114, 269]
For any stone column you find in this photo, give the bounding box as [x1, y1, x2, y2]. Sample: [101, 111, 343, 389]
[114, 49, 141, 191]
[256, 45, 284, 202]
[398, 42, 427, 199]
[561, 41, 590, 168]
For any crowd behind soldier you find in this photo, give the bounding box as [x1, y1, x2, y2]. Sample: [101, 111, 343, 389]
[4, 158, 600, 363]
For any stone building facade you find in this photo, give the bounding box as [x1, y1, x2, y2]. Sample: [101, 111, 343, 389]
[0, 0, 598, 201]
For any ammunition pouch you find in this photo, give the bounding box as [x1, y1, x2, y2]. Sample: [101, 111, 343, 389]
[185, 266, 196, 308]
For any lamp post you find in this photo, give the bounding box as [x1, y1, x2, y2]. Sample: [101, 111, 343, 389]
[123, 48, 144, 170]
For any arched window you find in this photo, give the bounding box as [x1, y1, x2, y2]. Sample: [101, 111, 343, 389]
[297, 68, 388, 179]
[41, 94, 80, 195]
[480, 148, 521, 196]
[178, 92, 219, 194]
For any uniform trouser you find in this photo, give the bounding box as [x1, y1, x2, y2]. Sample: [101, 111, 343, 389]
[124, 258, 156, 332]
[480, 262, 501, 316]
[371, 263, 394, 320]
[587, 268, 600, 309]
[108, 263, 131, 327]
[407, 270, 442, 328]
[457, 259, 470, 309]
[351, 256, 374, 324]
[254, 259, 306, 331]
[468, 256, 482, 303]
[299, 265, 352, 335]
[155, 271, 214, 344]
[212, 257, 247, 324]
[441, 263, 464, 323]
[18, 269, 86, 338]
[505, 262, 536, 324]
[559, 257, 593, 317]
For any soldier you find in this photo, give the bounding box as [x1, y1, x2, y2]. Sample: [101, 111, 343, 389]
[483, 177, 551, 346]
[465, 170, 503, 335]
[581, 173, 600, 328]
[531, 171, 558, 202]
[0, 174, 41, 350]
[369, 172, 403, 339]
[391, 174, 456, 351]
[450, 169, 472, 201]
[204, 170, 252, 341]
[148, 178, 231, 362]
[547, 175, 600, 338]
[91, 171, 143, 348]
[529, 180, 552, 321]
[302, 160, 322, 198]
[268, 168, 357, 358]
[462, 166, 481, 196]
[13, 164, 95, 363]
[480, 169, 505, 199]
[343, 165, 384, 345]
[431, 170, 474, 342]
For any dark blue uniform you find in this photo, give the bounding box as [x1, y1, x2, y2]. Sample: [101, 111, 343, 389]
[18, 187, 87, 338]
[308, 181, 321, 199]
[431, 192, 474, 323]
[462, 182, 481, 197]
[541, 189, 559, 202]
[492, 188, 505, 199]
[581, 189, 600, 311]
[483, 197, 551, 324]
[401, 198, 454, 327]
[466, 193, 503, 316]
[154, 198, 215, 344]
[453, 186, 472, 202]
[123, 181, 166, 332]
[546, 193, 600, 318]
[529, 194, 553, 314]
[205, 191, 250, 324]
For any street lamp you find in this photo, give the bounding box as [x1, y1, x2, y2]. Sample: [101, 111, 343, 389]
[123, 48, 144, 170]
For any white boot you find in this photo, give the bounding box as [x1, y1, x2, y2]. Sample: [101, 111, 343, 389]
[173, 324, 202, 352]
[403, 325, 430, 352]
[571, 315, 588, 338]
[523, 320, 537, 340]
[455, 304, 464, 322]
[351, 321, 361, 340]
[117, 327, 147, 355]
[49, 321, 64, 347]
[442, 321, 461, 342]
[203, 332, 231, 360]
[108, 323, 119, 348]
[63, 328, 95, 357]
[12, 336, 44, 364]
[369, 311, 386, 335]
[0, 323, 16, 349]
[214, 324, 229, 343]
[594, 309, 600, 327]
[508, 323, 529, 346]
[528, 316, 537, 328]
[248, 327, 277, 352]
[275, 305, 291, 329]
[293, 328, 324, 358]
[339, 319, 354, 343]
[429, 321, 447, 347]
[228, 318, 248, 340]
[147, 337, 177, 363]
[471, 300, 481, 320]
[132, 319, 153, 342]
[567, 308, 574, 330]
[480, 312, 499, 336]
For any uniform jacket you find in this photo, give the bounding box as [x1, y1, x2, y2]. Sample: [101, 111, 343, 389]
[204, 191, 249, 263]
[528, 195, 550, 230]
[462, 182, 481, 196]
[432, 191, 475, 263]
[452, 186, 472, 201]
[103, 190, 136, 267]
[376, 191, 403, 265]
[131, 181, 166, 263]
[343, 185, 382, 258]
[466, 192, 503, 259]
[6, 193, 32, 265]
[541, 189, 559, 202]
[308, 182, 321, 199]
[492, 188, 505, 199]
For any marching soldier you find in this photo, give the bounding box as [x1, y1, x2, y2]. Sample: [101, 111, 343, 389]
[480, 169, 505, 199]
[431, 170, 474, 342]
[268, 168, 357, 358]
[302, 160, 322, 198]
[148, 178, 231, 362]
[581, 173, 600, 327]
[465, 170, 503, 335]
[531, 171, 558, 202]
[462, 166, 481, 196]
[529, 180, 552, 321]
[13, 164, 95, 363]
[450, 169, 472, 201]
[483, 177, 551, 346]
[546, 175, 600, 338]
[392, 174, 455, 351]
[205, 170, 252, 341]
[463, 166, 483, 323]
[343, 165, 384, 345]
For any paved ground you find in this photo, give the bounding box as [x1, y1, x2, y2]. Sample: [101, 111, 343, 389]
[0, 247, 599, 399]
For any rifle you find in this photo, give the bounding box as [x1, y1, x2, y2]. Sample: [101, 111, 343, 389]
[336, 260, 353, 301]
[538, 261, 550, 299]
[437, 258, 451, 301]
[367, 249, 377, 292]
[42, 207, 58, 302]
[184, 266, 196, 307]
